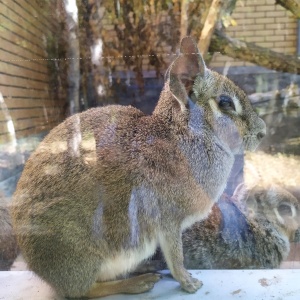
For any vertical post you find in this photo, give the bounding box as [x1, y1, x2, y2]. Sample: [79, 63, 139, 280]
[64, 0, 81, 115]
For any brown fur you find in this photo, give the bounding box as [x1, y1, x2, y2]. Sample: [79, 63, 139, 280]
[183, 185, 300, 268]
[11, 37, 266, 298]
[0, 194, 18, 270]
[140, 185, 300, 271]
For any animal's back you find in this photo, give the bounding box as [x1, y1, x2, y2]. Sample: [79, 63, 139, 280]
[11, 104, 182, 295]
[13, 105, 144, 229]
[12, 105, 152, 292]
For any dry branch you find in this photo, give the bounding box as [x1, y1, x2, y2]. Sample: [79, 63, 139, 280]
[198, 0, 223, 55]
[210, 30, 300, 74]
[276, 0, 300, 18]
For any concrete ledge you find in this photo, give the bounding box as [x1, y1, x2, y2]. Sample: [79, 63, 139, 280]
[1, 269, 300, 299]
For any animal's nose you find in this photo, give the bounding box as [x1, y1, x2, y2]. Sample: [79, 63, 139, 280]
[257, 131, 266, 140]
[256, 118, 266, 141]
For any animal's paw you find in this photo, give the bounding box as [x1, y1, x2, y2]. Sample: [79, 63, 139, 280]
[181, 276, 203, 293]
[125, 273, 162, 294]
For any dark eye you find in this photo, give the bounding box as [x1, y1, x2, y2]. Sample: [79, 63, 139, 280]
[278, 203, 293, 217]
[218, 94, 235, 111]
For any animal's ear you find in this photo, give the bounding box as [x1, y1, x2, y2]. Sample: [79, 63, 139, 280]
[232, 183, 251, 204]
[168, 36, 207, 111]
[232, 183, 258, 216]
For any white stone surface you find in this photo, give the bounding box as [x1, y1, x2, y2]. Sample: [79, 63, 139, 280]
[1, 269, 300, 300]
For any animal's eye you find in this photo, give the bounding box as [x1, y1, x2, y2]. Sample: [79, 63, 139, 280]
[218, 94, 235, 111]
[278, 203, 293, 217]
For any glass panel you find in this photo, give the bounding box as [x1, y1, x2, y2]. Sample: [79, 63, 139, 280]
[0, 0, 299, 297]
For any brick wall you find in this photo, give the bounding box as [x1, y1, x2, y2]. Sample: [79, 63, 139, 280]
[210, 0, 298, 68]
[0, 0, 67, 144]
[0, 1, 68, 197]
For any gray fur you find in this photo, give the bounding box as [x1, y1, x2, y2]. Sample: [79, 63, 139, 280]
[11, 37, 266, 298]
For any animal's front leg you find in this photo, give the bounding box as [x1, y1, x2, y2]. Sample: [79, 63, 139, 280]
[159, 229, 203, 293]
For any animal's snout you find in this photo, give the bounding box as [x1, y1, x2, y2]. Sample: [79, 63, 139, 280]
[256, 117, 267, 141]
[257, 131, 266, 141]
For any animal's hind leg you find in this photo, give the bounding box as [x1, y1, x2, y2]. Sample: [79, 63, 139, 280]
[85, 273, 161, 298]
